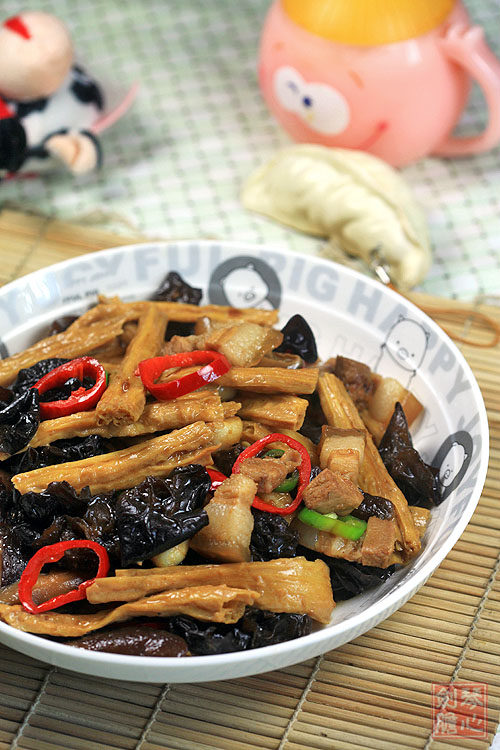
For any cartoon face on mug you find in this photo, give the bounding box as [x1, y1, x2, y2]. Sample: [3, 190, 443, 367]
[273, 66, 351, 136]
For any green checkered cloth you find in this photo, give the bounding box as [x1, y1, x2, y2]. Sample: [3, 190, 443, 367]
[1, 0, 499, 300]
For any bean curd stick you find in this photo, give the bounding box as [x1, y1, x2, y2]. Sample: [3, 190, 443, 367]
[11, 421, 217, 494]
[318, 373, 420, 558]
[241, 420, 271, 444]
[0, 585, 259, 637]
[221, 401, 242, 418]
[0, 316, 127, 387]
[0, 393, 228, 461]
[237, 393, 309, 431]
[96, 306, 167, 426]
[89, 557, 334, 624]
[217, 367, 319, 394]
[98, 297, 279, 326]
[87, 337, 126, 362]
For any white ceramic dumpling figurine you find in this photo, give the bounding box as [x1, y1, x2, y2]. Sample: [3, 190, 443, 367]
[241, 144, 431, 290]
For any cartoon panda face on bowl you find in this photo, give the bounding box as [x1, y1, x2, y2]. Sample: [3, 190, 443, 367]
[431, 431, 473, 502]
[273, 66, 351, 136]
[439, 442, 468, 488]
[220, 263, 273, 310]
[384, 317, 430, 372]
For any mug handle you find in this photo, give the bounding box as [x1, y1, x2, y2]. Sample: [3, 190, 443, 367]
[433, 24, 500, 156]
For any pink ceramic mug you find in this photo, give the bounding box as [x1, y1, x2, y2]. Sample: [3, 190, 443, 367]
[258, 0, 500, 166]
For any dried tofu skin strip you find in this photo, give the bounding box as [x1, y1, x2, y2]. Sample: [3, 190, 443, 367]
[241, 420, 273, 444]
[318, 373, 420, 559]
[12, 421, 217, 494]
[221, 401, 242, 418]
[0, 585, 258, 637]
[0, 316, 126, 387]
[218, 367, 319, 394]
[96, 305, 167, 426]
[9, 392, 226, 458]
[389, 507, 430, 565]
[0, 297, 147, 386]
[237, 393, 308, 431]
[87, 336, 126, 362]
[0, 297, 276, 387]
[98, 297, 278, 326]
[89, 557, 335, 624]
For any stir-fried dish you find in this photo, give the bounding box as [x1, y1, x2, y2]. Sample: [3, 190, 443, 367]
[0, 272, 442, 657]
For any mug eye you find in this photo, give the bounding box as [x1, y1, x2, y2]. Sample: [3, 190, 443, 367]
[273, 66, 350, 136]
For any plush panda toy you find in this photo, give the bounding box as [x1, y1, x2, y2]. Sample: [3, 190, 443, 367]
[0, 11, 136, 178]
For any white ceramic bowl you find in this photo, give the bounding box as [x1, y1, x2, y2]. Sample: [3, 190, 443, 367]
[0, 241, 489, 682]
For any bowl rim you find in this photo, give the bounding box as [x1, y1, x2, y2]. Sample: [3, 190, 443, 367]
[0, 239, 490, 678]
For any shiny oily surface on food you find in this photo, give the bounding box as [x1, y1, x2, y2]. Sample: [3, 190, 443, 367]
[0, 241, 488, 682]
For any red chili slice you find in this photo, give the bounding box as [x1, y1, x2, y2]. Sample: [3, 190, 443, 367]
[137, 350, 231, 400]
[33, 357, 107, 419]
[206, 467, 227, 491]
[232, 433, 311, 515]
[18, 540, 110, 614]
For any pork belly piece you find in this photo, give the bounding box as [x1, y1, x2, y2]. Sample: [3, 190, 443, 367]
[190, 474, 256, 563]
[318, 373, 420, 560]
[88, 557, 334, 624]
[210, 417, 243, 451]
[361, 518, 398, 568]
[319, 426, 366, 483]
[162, 333, 205, 355]
[238, 447, 301, 495]
[240, 422, 318, 465]
[0, 585, 258, 637]
[292, 519, 363, 563]
[12, 421, 217, 494]
[294, 503, 429, 567]
[362, 376, 424, 445]
[206, 323, 283, 368]
[303, 468, 363, 516]
[96, 305, 167, 426]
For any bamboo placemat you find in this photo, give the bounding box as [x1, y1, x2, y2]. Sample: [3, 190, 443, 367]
[0, 209, 499, 750]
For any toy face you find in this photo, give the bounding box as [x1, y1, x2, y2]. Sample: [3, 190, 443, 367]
[273, 66, 350, 136]
[266, 59, 389, 151]
[0, 12, 73, 100]
[258, 1, 473, 165]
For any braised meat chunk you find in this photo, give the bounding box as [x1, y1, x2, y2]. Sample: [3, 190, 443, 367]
[238, 447, 301, 495]
[303, 468, 363, 516]
[334, 356, 375, 411]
